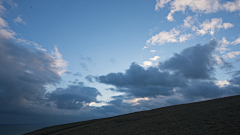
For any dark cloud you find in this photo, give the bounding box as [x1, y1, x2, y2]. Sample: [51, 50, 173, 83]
[85, 75, 94, 82]
[74, 72, 82, 77]
[220, 57, 233, 71]
[96, 63, 187, 98]
[0, 37, 61, 111]
[159, 39, 218, 79]
[46, 84, 101, 109]
[228, 70, 240, 86]
[177, 80, 225, 100]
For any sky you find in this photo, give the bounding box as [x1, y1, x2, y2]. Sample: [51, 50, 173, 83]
[0, 0, 240, 125]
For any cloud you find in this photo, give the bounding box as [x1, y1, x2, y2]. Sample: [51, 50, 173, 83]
[223, 0, 240, 12]
[80, 63, 88, 71]
[196, 18, 233, 36]
[223, 22, 234, 29]
[16, 38, 47, 52]
[222, 51, 240, 59]
[142, 61, 153, 67]
[150, 50, 156, 53]
[149, 56, 160, 61]
[74, 72, 82, 77]
[0, 37, 63, 113]
[156, 0, 240, 21]
[182, 16, 195, 29]
[177, 80, 225, 100]
[46, 84, 101, 109]
[13, 15, 26, 25]
[218, 37, 231, 53]
[79, 55, 92, 63]
[51, 46, 68, 75]
[96, 63, 187, 98]
[164, 0, 221, 21]
[0, 17, 8, 28]
[159, 39, 218, 79]
[215, 80, 230, 87]
[179, 33, 192, 43]
[155, 0, 171, 11]
[85, 75, 94, 82]
[146, 28, 180, 45]
[232, 36, 240, 45]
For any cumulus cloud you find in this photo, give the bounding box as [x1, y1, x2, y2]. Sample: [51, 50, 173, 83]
[146, 28, 180, 45]
[96, 63, 187, 98]
[159, 39, 218, 79]
[13, 15, 26, 25]
[0, 37, 62, 113]
[46, 84, 101, 109]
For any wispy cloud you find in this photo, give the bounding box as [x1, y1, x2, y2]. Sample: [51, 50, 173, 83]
[13, 15, 26, 25]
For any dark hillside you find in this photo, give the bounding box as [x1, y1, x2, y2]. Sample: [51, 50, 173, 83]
[25, 95, 240, 135]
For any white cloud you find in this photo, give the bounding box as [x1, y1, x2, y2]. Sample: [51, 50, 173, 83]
[146, 28, 180, 45]
[223, 22, 234, 29]
[222, 51, 240, 59]
[223, 0, 240, 12]
[51, 46, 68, 75]
[142, 46, 148, 50]
[196, 18, 233, 36]
[150, 50, 156, 53]
[141, 61, 153, 67]
[164, 0, 221, 21]
[16, 38, 47, 52]
[13, 15, 26, 25]
[179, 33, 192, 42]
[0, 17, 8, 28]
[155, 0, 171, 11]
[183, 16, 194, 28]
[218, 37, 230, 53]
[0, 29, 15, 39]
[215, 80, 229, 87]
[232, 37, 240, 45]
[149, 56, 160, 61]
[156, 0, 240, 21]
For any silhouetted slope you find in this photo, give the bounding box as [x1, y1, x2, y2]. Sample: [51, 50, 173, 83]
[25, 95, 240, 135]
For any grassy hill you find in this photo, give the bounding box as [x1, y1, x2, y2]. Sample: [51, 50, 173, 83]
[25, 95, 240, 135]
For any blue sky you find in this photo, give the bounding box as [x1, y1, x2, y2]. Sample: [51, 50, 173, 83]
[0, 0, 240, 125]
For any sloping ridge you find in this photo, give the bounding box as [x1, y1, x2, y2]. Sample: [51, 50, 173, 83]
[25, 95, 240, 135]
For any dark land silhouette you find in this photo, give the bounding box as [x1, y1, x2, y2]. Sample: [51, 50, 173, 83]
[25, 95, 240, 135]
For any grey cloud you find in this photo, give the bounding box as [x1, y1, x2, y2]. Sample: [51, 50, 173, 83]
[46, 84, 101, 109]
[0, 37, 61, 111]
[159, 39, 218, 79]
[96, 63, 187, 98]
[85, 75, 94, 82]
[177, 80, 225, 100]
[74, 72, 82, 77]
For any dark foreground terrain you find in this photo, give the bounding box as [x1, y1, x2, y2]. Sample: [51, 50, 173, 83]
[25, 95, 240, 135]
